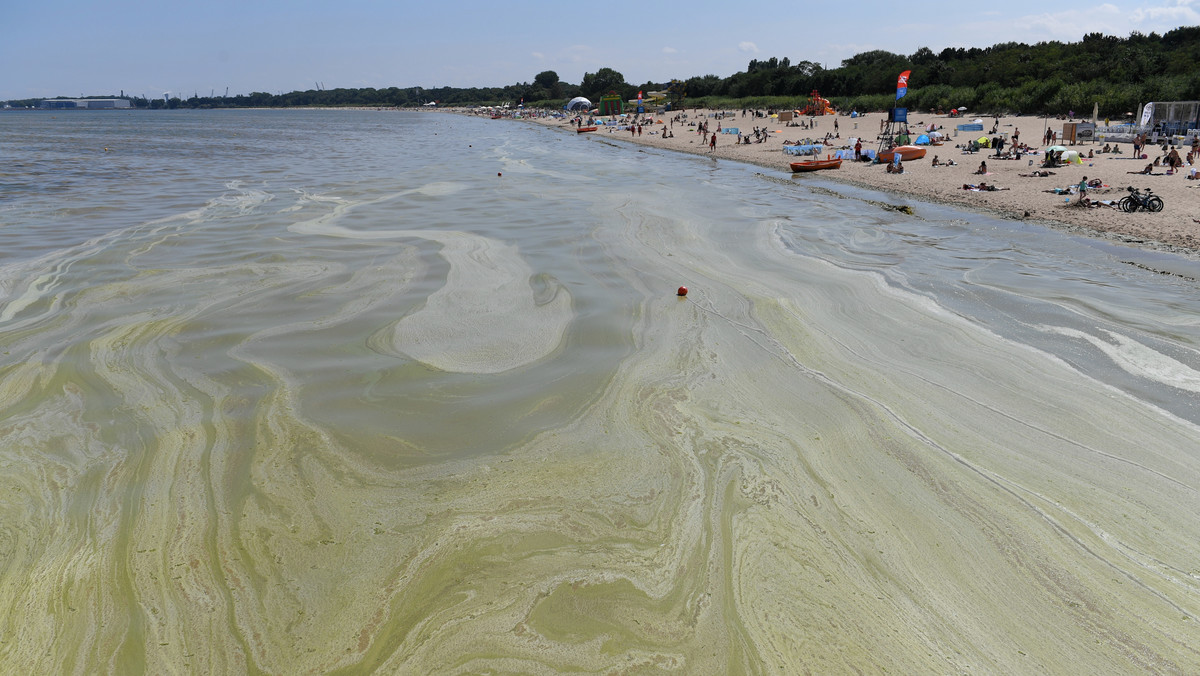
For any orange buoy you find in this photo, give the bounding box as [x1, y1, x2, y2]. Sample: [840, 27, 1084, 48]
[677, 286, 688, 296]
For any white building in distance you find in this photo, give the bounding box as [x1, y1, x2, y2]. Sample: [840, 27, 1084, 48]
[39, 98, 132, 110]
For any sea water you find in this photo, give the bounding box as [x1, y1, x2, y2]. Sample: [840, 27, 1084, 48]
[2, 109, 1199, 673]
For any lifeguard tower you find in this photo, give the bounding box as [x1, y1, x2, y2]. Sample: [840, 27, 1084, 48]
[878, 106, 912, 154]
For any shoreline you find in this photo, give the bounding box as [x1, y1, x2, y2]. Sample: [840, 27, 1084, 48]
[505, 108, 1200, 256]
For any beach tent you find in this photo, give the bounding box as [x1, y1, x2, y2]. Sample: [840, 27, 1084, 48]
[565, 96, 592, 111]
[1060, 150, 1083, 164]
[976, 136, 991, 148]
[915, 134, 931, 144]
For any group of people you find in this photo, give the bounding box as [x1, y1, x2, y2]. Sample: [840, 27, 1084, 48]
[962, 182, 1008, 191]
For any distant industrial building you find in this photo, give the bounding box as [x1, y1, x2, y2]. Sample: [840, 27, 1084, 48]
[39, 98, 132, 110]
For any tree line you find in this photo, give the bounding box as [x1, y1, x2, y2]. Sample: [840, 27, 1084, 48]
[9, 28, 1198, 117]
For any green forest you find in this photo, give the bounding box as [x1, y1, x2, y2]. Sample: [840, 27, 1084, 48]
[12, 28, 1200, 118]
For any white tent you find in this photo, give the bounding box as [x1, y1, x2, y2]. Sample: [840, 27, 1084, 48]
[565, 96, 592, 111]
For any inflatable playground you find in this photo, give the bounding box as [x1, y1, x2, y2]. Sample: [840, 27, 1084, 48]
[798, 90, 835, 116]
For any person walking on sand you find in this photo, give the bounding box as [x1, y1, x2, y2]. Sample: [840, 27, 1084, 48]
[854, 139, 862, 161]
[710, 133, 716, 152]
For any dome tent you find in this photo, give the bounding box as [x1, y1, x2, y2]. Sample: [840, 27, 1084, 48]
[565, 97, 592, 112]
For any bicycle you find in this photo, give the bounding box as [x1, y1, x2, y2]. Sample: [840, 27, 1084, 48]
[1119, 186, 1164, 213]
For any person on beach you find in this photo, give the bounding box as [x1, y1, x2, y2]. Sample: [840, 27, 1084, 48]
[1077, 176, 1088, 199]
[854, 139, 862, 160]
[975, 160, 988, 175]
[931, 155, 941, 166]
[710, 133, 716, 152]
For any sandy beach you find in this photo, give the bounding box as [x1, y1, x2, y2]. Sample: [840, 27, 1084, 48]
[525, 108, 1200, 253]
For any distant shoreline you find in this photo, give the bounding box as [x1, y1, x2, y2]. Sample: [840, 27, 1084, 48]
[491, 108, 1199, 256]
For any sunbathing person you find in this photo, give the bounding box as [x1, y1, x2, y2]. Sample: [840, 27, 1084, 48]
[974, 161, 988, 174]
[1128, 164, 1154, 175]
[931, 155, 941, 166]
[1019, 170, 1055, 177]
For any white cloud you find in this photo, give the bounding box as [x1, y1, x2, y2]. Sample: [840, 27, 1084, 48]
[1131, 0, 1200, 24]
[662, 46, 678, 54]
[1020, 5, 1123, 38]
[738, 41, 759, 53]
[531, 52, 545, 60]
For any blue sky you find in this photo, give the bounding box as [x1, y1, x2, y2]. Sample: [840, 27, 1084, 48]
[2, 0, 1196, 100]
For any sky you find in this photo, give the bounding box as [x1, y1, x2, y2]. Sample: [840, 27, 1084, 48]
[2, 0, 1197, 101]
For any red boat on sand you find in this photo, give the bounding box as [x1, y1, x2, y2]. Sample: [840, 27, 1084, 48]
[790, 158, 842, 172]
[876, 145, 926, 162]
[577, 126, 597, 133]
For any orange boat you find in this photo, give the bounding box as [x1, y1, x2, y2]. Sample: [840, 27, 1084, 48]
[577, 126, 597, 133]
[877, 145, 927, 162]
[790, 158, 842, 172]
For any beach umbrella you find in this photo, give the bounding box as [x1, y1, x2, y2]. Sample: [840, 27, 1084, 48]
[1047, 145, 1068, 152]
[929, 131, 945, 139]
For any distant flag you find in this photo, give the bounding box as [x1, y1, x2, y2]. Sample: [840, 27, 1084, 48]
[896, 70, 911, 100]
[638, 90, 643, 103]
